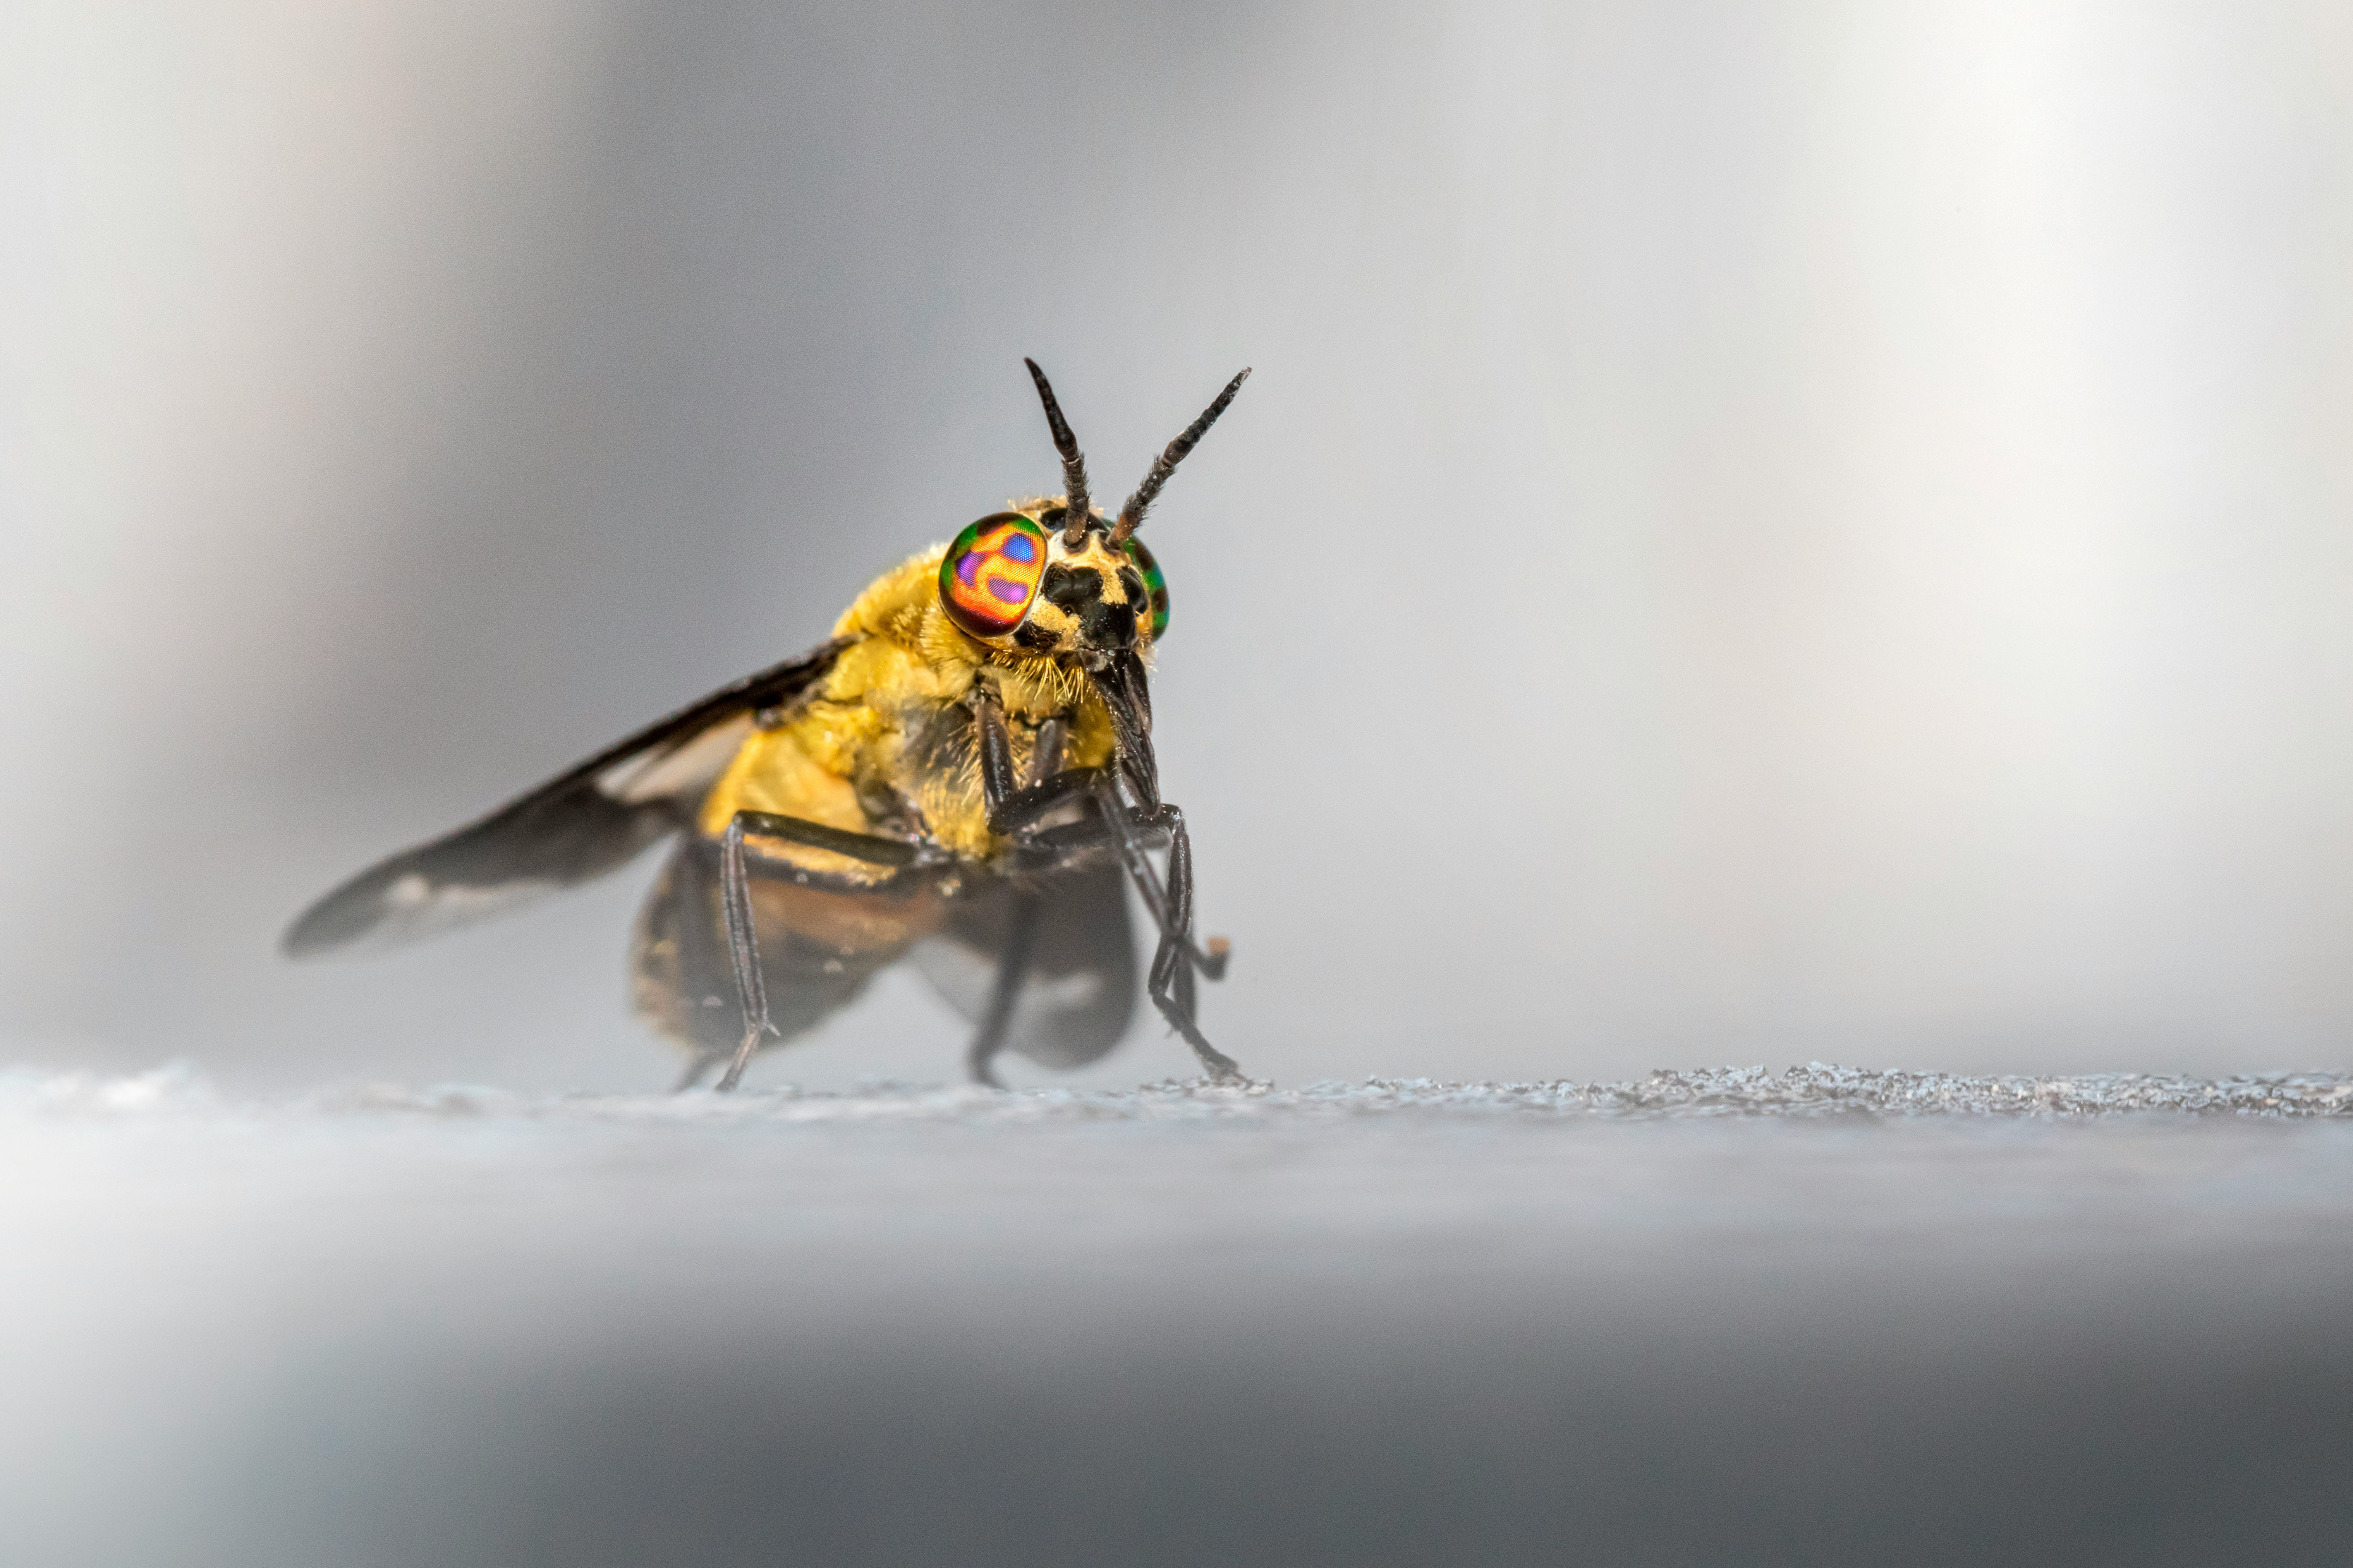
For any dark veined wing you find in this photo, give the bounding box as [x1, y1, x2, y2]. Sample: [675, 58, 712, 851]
[283, 637, 853, 958]
[909, 861, 1137, 1070]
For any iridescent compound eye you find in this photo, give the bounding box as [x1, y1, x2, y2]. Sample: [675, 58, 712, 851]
[939, 513, 1050, 640]
[1122, 537, 1170, 641]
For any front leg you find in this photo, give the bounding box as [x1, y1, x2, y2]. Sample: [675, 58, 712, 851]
[966, 689, 1066, 818]
[971, 683, 1020, 811]
[1007, 779, 1244, 1081]
[968, 688, 1243, 1083]
[970, 686, 1103, 834]
[1091, 783, 1243, 1083]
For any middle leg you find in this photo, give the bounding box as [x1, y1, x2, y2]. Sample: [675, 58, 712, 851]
[712, 809, 928, 1093]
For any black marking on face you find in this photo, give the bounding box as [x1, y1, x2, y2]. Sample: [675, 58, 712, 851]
[1116, 568, 1147, 608]
[1013, 621, 1059, 651]
[1041, 563, 1137, 651]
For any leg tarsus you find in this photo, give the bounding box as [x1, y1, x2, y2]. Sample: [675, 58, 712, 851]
[715, 1023, 768, 1093]
[1148, 928, 1245, 1082]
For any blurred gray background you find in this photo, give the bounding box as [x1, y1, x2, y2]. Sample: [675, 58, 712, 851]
[6, 0, 2353, 1093]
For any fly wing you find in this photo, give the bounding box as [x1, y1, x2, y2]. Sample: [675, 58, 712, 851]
[283, 637, 851, 957]
[910, 862, 1137, 1070]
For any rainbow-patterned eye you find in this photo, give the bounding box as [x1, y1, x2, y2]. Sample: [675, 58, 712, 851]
[1122, 537, 1170, 641]
[939, 513, 1050, 640]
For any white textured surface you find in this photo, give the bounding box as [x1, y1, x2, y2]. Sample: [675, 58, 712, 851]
[13, 1060, 2351, 1122]
[3, 1063, 2351, 1566]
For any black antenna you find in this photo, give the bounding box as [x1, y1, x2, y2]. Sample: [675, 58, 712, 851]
[1112, 368, 1250, 545]
[1024, 359, 1093, 547]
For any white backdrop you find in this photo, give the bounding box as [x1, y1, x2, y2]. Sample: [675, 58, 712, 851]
[5, 0, 2352, 1090]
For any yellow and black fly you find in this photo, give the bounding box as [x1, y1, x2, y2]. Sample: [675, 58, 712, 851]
[285, 360, 1249, 1091]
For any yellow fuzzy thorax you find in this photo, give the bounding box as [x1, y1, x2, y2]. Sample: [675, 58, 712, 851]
[695, 540, 1122, 873]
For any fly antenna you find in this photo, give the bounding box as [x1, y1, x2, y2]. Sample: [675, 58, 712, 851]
[1112, 367, 1250, 545]
[1024, 358, 1094, 547]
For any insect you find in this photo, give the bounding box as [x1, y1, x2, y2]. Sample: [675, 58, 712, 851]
[284, 360, 1249, 1092]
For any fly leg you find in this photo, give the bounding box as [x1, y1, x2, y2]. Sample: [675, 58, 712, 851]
[713, 810, 923, 1093]
[970, 690, 1091, 834]
[971, 692, 1242, 1083]
[1002, 789, 1241, 1081]
[955, 705, 1066, 1087]
[1089, 784, 1242, 1083]
[964, 890, 1044, 1088]
[970, 691, 1110, 840]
